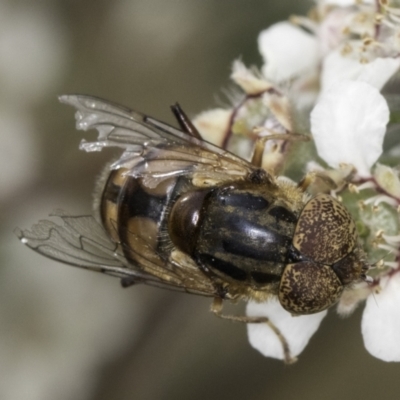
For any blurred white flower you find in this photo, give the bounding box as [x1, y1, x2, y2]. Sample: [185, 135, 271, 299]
[0, 3, 69, 202]
[321, 0, 374, 5]
[0, 3, 68, 106]
[0, 109, 39, 202]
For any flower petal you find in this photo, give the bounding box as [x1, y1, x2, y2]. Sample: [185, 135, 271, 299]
[193, 108, 231, 147]
[231, 59, 272, 95]
[310, 80, 389, 176]
[361, 273, 400, 361]
[317, 8, 354, 56]
[374, 163, 400, 198]
[246, 299, 327, 361]
[258, 22, 319, 82]
[322, 49, 400, 91]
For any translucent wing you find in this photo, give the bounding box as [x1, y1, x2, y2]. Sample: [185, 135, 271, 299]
[59, 95, 255, 187]
[15, 211, 217, 296]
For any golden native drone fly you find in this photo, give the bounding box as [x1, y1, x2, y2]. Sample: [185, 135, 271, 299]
[16, 95, 369, 320]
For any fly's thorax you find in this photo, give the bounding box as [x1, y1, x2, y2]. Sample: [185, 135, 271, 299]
[168, 180, 303, 292]
[168, 188, 212, 256]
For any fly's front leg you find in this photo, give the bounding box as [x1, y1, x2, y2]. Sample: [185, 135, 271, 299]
[297, 172, 319, 192]
[297, 171, 337, 192]
[210, 297, 296, 364]
[299, 165, 356, 194]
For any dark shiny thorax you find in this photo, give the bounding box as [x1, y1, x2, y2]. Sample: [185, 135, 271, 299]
[192, 183, 299, 289]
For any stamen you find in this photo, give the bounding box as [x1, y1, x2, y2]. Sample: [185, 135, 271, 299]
[363, 194, 398, 207]
[362, 36, 375, 46]
[354, 12, 369, 24]
[382, 233, 400, 244]
[355, 181, 376, 191]
[358, 200, 367, 210]
[364, 275, 374, 283]
[383, 4, 400, 17]
[341, 43, 353, 55]
[348, 183, 359, 193]
[377, 243, 398, 252]
[375, 13, 384, 24]
[380, 16, 397, 30]
[388, 13, 400, 24]
[383, 261, 399, 269]
[376, 259, 386, 269]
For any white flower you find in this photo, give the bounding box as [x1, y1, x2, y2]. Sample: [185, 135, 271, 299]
[258, 22, 319, 82]
[362, 274, 400, 362]
[257, 2, 400, 96]
[310, 80, 389, 177]
[246, 76, 400, 362]
[196, 0, 400, 363]
[321, 50, 400, 92]
[247, 299, 327, 363]
[246, 77, 399, 362]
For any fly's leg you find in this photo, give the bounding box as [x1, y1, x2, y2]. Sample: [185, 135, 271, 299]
[297, 171, 337, 192]
[298, 165, 356, 193]
[170, 103, 203, 140]
[210, 297, 296, 364]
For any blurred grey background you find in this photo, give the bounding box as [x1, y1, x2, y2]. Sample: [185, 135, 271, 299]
[1, 0, 399, 399]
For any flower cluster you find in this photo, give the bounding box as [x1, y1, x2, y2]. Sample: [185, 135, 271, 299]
[193, 0, 400, 363]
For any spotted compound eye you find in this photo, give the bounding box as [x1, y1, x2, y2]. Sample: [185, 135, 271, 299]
[278, 262, 343, 314]
[292, 194, 358, 265]
[278, 194, 360, 314]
